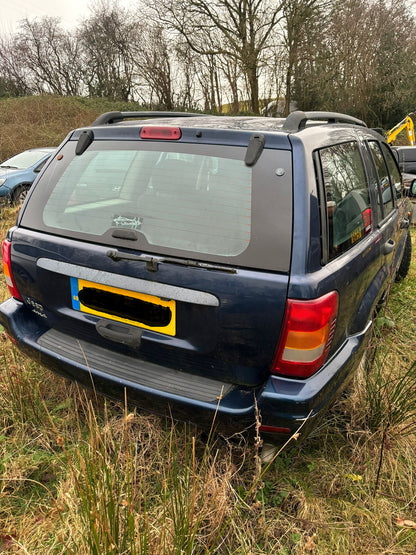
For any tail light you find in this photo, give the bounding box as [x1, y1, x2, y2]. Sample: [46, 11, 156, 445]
[271, 291, 338, 378]
[362, 208, 372, 234]
[2, 240, 23, 301]
[259, 424, 291, 434]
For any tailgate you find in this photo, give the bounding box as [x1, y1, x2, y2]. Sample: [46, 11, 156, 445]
[9, 229, 290, 386]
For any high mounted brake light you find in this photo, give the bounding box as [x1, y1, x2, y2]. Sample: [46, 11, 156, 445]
[140, 126, 181, 140]
[271, 291, 338, 378]
[2, 240, 23, 301]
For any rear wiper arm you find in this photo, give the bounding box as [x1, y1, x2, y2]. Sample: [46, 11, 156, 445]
[106, 249, 237, 274]
[106, 249, 159, 271]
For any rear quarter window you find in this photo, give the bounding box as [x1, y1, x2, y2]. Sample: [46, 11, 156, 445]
[319, 141, 371, 261]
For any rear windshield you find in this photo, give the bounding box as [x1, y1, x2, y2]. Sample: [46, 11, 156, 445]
[21, 140, 292, 272]
[45, 149, 251, 257]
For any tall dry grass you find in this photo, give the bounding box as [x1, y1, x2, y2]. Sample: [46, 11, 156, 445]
[0, 95, 145, 161]
[1, 221, 415, 553]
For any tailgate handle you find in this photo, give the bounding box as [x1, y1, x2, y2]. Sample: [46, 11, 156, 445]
[382, 239, 395, 255]
[96, 319, 142, 348]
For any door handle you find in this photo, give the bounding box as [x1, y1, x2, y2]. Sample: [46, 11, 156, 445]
[382, 239, 395, 255]
[96, 319, 142, 348]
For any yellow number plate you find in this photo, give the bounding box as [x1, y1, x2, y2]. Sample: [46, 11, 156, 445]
[350, 227, 362, 244]
[70, 277, 176, 336]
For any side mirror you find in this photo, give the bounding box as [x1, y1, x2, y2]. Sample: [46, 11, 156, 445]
[411, 181, 416, 197]
[34, 157, 49, 173]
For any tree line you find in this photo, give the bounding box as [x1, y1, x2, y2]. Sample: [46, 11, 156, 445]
[1, 0, 415, 127]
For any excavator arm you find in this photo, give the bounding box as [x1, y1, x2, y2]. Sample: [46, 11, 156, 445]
[386, 115, 415, 146]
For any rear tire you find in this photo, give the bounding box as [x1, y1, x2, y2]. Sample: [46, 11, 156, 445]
[395, 231, 412, 281]
[11, 184, 30, 206]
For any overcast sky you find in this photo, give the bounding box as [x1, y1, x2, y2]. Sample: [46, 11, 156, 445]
[0, 0, 134, 34]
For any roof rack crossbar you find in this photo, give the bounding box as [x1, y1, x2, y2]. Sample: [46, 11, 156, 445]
[91, 111, 208, 126]
[282, 111, 367, 133]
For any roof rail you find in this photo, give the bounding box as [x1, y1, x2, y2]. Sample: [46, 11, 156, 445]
[282, 111, 367, 133]
[91, 111, 208, 126]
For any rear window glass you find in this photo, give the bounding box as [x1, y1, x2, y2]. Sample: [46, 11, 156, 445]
[21, 140, 293, 272]
[43, 150, 251, 257]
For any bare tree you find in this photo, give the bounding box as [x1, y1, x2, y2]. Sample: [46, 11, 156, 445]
[0, 35, 33, 96]
[281, 0, 326, 115]
[174, 43, 202, 111]
[145, 0, 285, 113]
[132, 25, 175, 109]
[177, 46, 223, 112]
[78, 1, 139, 101]
[6, 17, 84, 95]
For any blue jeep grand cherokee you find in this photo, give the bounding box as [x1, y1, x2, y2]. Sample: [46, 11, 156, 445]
[0, 111, 412, 443]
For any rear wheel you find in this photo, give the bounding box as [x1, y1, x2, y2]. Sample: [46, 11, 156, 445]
[11, 184, 30, 206]
[395, 231, 412, 281]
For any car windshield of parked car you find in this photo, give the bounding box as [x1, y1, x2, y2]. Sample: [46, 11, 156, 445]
[1, 150, 49, 170]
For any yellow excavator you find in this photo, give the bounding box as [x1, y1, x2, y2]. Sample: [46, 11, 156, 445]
[386, 114, 415, 146]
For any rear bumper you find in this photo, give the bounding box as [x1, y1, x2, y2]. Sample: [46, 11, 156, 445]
[0, 297, 371, 438]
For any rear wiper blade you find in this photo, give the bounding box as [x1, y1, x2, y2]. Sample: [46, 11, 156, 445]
[106, 249, 237, 274]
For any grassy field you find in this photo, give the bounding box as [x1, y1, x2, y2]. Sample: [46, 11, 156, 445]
[0, 96, 416, 554]
[0, 95, 148, 161]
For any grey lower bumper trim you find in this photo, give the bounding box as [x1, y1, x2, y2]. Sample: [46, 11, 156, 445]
[38, 329, 232, 403]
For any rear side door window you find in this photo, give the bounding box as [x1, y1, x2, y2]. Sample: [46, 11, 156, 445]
[367, 141, 397, 218]
[319, 141, 371, 261]
[381, 143, 402, 199]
